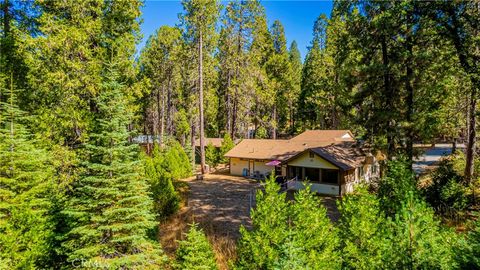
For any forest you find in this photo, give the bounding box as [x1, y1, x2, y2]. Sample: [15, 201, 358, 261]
[0, 0, 479, 269]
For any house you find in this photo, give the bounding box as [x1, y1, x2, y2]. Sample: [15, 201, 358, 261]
[224, 130, 382, 196]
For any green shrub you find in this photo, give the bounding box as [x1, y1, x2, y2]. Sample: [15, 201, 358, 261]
[377, 158, 418, 216]
[175, 223, 218, 270]
[456, 213, 480, 268]
[423, 154, 471, 215]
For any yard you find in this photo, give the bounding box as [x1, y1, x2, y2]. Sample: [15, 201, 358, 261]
[159, 171, 340, 269]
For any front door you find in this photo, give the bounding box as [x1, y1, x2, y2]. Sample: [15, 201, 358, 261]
[249, 160, 255, 176]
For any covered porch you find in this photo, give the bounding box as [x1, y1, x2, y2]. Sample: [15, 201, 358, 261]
[285, 165, 341, 196]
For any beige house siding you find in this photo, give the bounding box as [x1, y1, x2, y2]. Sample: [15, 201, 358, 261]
[287, 151, 339, 170]
[229, 158, 273, 176]
[253, 161, 273, 176]
[230, 157, 248, 176]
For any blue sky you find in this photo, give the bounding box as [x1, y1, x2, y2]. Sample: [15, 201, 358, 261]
[138, 1, 333, 61]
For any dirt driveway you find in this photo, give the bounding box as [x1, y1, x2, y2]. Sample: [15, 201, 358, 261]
[187, 173, 261, 239]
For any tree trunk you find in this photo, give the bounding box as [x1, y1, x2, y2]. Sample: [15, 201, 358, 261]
[381, 35, 395, 158]
[272, 105, 277, 139]
[166, 73, 173, 136]
[405, 12, 414, 169]
[190, 118, 196, 171]
[226, 71, 232, 137]
[198, 32, 206, 174]
[157, 86, 164, 146]
[465, 89, 476, 182]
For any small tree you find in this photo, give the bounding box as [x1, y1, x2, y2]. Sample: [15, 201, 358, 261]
[337, 186, 388, 270]
[236, 176, 339, 269]
[205, 142, 219, 168]
[288, 185, 340, 269]
[0, 81, 55, 269]
[219, 133, 235, 164]
[236, 175, 289, 269]
[144, 144, 181, 218]
[377, 158, 418, 216]
[385, 192, 457, 269]
[175, 223, 218, 270]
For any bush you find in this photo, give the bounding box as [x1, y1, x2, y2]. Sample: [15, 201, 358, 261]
[423, 154, 471, 215]
[175, 223, 218, 270]
[456, 213, 480, 268]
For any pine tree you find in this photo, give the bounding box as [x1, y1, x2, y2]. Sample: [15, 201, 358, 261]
[236, 177, 339, 269]
[266, 20, 292, 138]
[180, 0, 221, 174]
[288, 185, 340, 269]
[337, 186, 388, 270]
[139, 26, 184, 144]
[287, 41, 302, 134]
[236, 175, 289, 269]
[205, 142, 219, 168]
[219, 133, 234, 164]
[175, 223, 218, 270]
[385, 192, 457, 269]
[456, 214, 480, 268]
[0, 77, 55, 269]
[144, 143, 181, 219]
[62, 65, 166, 268]
[377, 158, 418, 216]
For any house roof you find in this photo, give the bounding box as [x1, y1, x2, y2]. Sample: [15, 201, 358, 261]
[290, 130, 355, 143]
[225, 130, 367, 170]
[224, 138, 333, 161]
[309, 142, 366, 171]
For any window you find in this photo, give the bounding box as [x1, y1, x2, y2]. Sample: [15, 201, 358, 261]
[322, 169, 339, 184]
[309, 151, 315, 158]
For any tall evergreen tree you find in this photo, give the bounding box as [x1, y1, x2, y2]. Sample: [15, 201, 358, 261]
[62, 65, 165, 268]
[287, 41, 302, 134]
[266, 20, 292, 138]
[180, 0, 221, 174]
[139, 26, 184, 144]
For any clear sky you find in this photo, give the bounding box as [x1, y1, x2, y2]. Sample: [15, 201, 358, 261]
[138, 1, 333, 61]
